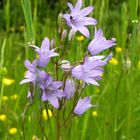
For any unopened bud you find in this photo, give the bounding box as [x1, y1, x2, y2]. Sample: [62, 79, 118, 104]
[123, 58, 131, 70]
[58, 13, 63, 24]
[50, 39, 55, 49]
[60, 60, 72, 72]
[61, 29, 67, 41]
[0, 67, 8, 78]
[111, 37, 116, 42]
[68, 29, 75, 41]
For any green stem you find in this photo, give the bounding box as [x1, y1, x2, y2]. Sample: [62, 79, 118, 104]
[56, 110, 60, 140]
[0, 38, 6, 109]
[0, 38, 6, 68]
[0, 83, 4, 109]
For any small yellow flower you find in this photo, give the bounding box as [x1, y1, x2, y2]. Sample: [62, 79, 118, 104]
[32, 135, 39, 140]
[76, 35, 85, 41]
[115, 47, 122, 53]
[92, 111, 98, 117]
[0, 114, 7, 122]
[2, 78, 15, 86]
[2, 96, 9, 101]
[137, 60, 140, 69]
[109, 58, 118, 65]
[28, 116, 31, 122]
[131, 19, 138, 23]
[10, 94, 18, 100]
[9, 128, 17, 135]
[42, 109, 53, 120]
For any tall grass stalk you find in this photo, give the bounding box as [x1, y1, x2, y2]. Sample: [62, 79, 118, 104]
[4, 0, 10, 32]
[0, 38, 6, 108]
[21, 0, 35, 44]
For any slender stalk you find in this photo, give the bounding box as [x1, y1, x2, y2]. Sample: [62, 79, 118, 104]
[21, 103, 31, 140]
[21, 0, 35, 44]
[56, 110, 60, 140]
[0, 38, 6, 68]
[36, 112, 48, 140]
[0, 38, 6, 109]
[0, 83, 4, 109]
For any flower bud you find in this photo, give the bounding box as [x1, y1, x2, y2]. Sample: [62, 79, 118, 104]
[0, 67, 7, 78]
[58, 13, 63, 24]
[68, 29, 75, 41]
[60, 60, 72, 72]
[123, 58, 131, 70]
[50, 39, 55, 49]
[61, 29, 67, 41]
[64, 79, 75, 99]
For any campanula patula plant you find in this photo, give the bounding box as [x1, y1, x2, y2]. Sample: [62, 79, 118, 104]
[20, 0, 116, 139]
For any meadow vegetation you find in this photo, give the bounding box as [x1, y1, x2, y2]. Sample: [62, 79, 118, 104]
[0, 0, 140, 139]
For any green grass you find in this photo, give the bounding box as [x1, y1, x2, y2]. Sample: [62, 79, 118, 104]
[0, 0, 140, 139]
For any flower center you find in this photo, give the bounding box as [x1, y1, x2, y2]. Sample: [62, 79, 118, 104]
[70, 16, 73, 20]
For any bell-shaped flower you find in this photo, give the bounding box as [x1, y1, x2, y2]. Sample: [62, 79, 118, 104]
[72, 56, 107, 86]
[20, 60, 46, 98]
[64, 79, 75, 99]
[32, 37, 59, 67]
[88, 28, 116, 55]
[20, 60, 38, 84]
[63, 0, 97, 38]
[74, 97, 93, 115]
[40, 74, 66, 109]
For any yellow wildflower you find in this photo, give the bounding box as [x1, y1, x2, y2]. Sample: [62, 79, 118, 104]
[9, 128, 17, 135]
[137, 60, 140, 69]
[115, 47, 122, 53]
[10, 94, 18, 100]
[92, 111, 98, 117]
[32, 135, 39, 140]
[131, 19, 138, 23]
[0, 114, 7, 121]
[109, 58, 118, 65]
[2, 78, 15, 86]
[28, 116, 31, 122]
[42, 109, 53, 120]
[2, 96, 9, 101]
[76, 35, 85, 41]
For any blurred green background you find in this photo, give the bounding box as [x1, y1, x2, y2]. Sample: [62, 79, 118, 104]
[0, 0, 140, 139]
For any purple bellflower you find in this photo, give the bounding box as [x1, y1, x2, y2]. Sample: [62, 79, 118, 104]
[88, 28, 116, 56]
[32, 37, 59, 67]
[20, 59, 38, 84]
[74, 97, 93, 115]
[20, 60, 46, 98]
[72, 56, 107, 86]
[20, 59, 47, 85]
[63, 0, 97, 38]
[40, 74, 66, 108]
[64, 79, 75, 99]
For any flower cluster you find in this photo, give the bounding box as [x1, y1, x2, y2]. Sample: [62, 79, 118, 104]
[21, 0, 116, 116]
